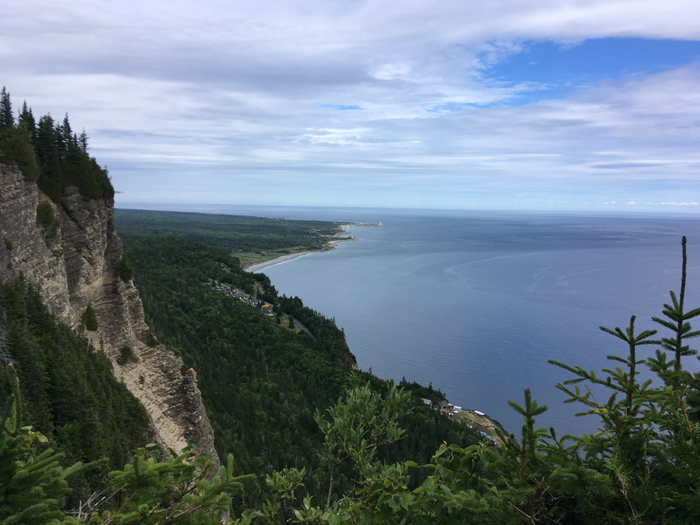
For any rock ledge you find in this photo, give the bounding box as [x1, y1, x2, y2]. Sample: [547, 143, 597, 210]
[0, 164, 217, 461]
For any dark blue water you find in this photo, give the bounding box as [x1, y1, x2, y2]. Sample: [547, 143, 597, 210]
[252, 209, 700, 436]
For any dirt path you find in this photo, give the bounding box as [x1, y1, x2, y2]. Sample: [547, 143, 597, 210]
[451, 409, 504, 446]
[291, 317, 316, 341]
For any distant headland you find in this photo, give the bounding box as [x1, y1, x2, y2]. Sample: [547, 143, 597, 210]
[348, 221, 383, 227]
[246, 222, 367, 272]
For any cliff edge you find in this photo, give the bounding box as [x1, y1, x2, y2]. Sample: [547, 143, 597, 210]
[0, 163, 218, 461]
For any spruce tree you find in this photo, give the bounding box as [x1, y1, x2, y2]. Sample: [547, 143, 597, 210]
[113, 253, 134, 282]
[19, 101, 36, 143]
[35, 115, 63, 202]
[81, 303, 98, 331]
[88, 446, 250, 524]
[57, 114, 72, 159]
[651, 236, 700, 371]
[0, 87, 13, 131]
[0, 364, 99, 525]
[10, 122, 41, 181]
[77, 129, 88, 154]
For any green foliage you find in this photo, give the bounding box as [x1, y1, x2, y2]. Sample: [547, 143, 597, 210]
[81, 303, 98, 331]
[0, 277, 150, 505]
[36, 201, 55, 228]
[35, 201, 60, 239]
[49, 220, 60, 239]
[19, 101, 36, 146]
[114, 209, 343, 260]
[0, 88, 113, 201]
[116, 346, 139, 366]
[14, 121, 41, 182]
[314, 374, 412, 507]
[0, 87, 13, 131]
[0, 87, 15, 165]
[122, 235, 356, 503]
[2, 378, 249, 525]
[244, 379, 493, 524]
[0, 364, 104, 525]
[652, 237, 700, 372]
[3, 237, 11, 251]
[276, 296, 355, 368]
[89, 446, 252, 524]
[0, 121, 41, 181]
[113, 253, 134, 282]
[121, 235, 478, 511]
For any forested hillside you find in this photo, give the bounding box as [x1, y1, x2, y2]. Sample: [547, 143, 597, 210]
[115, 209, 344, 267]
[0, 277, 150, 508]
[121, 235, 480, 508]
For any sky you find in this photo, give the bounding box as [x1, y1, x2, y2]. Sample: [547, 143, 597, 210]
[2, 0, 700, 212]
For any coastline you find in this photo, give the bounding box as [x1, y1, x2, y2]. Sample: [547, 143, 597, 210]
[245, 225, 352, 273]
[246, 251, 316, 273]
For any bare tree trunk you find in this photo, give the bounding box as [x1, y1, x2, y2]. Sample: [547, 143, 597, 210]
[326, 464, 335, 507]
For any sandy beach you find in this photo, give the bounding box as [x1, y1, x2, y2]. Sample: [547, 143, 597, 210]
[245, 226, 352, 273]
[245, 251, 316, 273]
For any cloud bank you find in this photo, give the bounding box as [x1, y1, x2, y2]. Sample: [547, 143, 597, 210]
[2, 0, 699, 211]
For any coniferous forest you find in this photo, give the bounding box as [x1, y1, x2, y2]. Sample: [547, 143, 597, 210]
[0, 87, 113, 203]
[114, 209, 344, 262]
[0, 278, 150, 513]
[2, 90, 700, 523]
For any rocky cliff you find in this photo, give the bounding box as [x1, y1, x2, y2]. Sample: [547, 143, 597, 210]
[0, 163, 218, 461]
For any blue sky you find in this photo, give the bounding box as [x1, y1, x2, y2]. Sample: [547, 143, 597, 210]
[2, 1, 700, 212]
[486, 38, 700, 104]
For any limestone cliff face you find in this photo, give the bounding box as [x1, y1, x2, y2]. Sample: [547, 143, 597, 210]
[0, 164, 217, 461]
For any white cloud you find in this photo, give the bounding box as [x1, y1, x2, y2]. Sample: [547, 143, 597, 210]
[371, 64, 413, 81]
[300, 128, 372, 145]
[1, 0, 700, 210]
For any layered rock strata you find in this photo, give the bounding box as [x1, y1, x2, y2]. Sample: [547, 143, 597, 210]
[0, 164, 217, 461]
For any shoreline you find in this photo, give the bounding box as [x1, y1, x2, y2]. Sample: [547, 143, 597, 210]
[246, 250, 316, 273]
[245, 225, 352, 273]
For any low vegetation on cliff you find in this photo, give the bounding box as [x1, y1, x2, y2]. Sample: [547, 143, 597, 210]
[0, 87, 113, 203]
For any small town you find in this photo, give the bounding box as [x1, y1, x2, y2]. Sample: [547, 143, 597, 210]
[206, 280, 276, 317]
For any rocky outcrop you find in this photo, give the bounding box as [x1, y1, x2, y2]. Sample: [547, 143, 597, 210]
[0, 163, 217, 461]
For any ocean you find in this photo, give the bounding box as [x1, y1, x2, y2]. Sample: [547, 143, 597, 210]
[119, 202, 700, 435]
[251, 208, 700, 436]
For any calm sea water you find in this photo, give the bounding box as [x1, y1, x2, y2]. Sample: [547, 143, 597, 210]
[119, 202, 700, 435]
[250, 208, 700, 436]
